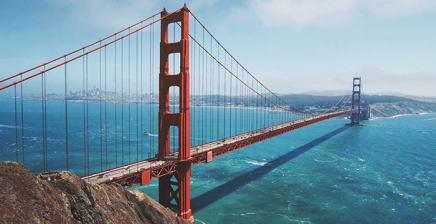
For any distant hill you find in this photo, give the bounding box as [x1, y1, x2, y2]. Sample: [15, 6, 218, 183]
[280, 94, 436, 117]
[3, 89, 435, 118]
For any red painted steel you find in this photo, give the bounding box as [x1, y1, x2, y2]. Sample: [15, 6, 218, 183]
[0, 4, 359, 221]
[89, 110, 353, 185]
[81, 110, 352, 221]
[141, 169, 151, 185]
[206, 151, 213, 163]
[158, 5, 192, 220]
[189, 110, 353, 164]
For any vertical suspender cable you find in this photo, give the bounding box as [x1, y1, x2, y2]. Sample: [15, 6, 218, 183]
[99, 43, 103, 171]
[135, 32, 139, 164]
[14, 85, 18, 162]
[201, 28, 205, 144]
[64, 57, 69, 171]
[121, 38, 124, 164]
[152, 20, 156, 156]
[114, 36, 118, 167]
[210, 35, 215, 140]
[216, 38, 219, 140]
[82, 50, 86, 175]
[86, 54, 90, 174]
[104, 46, 108, 169]
[149, 23, 152, 158]
[229, 59, 232, 136]
[151, 20, 155, 156]
[255, 79, 257, 131]
[223, 53, 226, 138]
[43, 66, 48, 171]
[41, 72, 45, 171]
[192, 21, 196, 146]
[209, 35, 212, 141]
[140, 22, 144, 160]
[235, 62, 238, 133]
[128, 31, 131, 163]
[217, 44, 220, 139]
[20, 75, 24, 164]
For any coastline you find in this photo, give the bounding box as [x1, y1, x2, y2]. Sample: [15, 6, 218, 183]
[370, 112, 435, 120]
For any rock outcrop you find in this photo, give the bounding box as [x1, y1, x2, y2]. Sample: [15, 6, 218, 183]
[0, 162, 187, 224]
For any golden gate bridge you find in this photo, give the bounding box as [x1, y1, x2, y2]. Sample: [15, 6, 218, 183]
[0, 5, 363, 221]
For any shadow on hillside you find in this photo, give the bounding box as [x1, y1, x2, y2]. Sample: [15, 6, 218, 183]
[191, 125, 350, 212]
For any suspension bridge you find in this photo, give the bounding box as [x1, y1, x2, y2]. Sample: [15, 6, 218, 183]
[0, 5, 363, 221]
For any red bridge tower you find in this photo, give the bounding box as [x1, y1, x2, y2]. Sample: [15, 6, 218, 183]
[158, 5, 192, 221]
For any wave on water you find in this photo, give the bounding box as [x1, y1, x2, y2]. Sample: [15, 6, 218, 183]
[278, 214, 313, 224]
[390, 113, 433, 119]
[334, 151, 366, 163]
[244, 159, 267, 166]
[194, 218, 207, 224]
[0, 124, 19, 129]
[23, 136, 39, 142]
[370, 117, 382, 121]
[390, 114, 414, 118]
[423, 117, 436, 121]
[386, 180, 420, 204]
[372, 112, 434, 120]
[141, 183, 158, 187]
[314, 156, 338, 163]
[229, 212, 256, 216]
[143, 132, 158, 137]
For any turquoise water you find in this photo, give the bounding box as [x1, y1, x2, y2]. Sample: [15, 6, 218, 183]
[140, 114, 436, 224]
[1, 99, 435, 223]
[0, 99, 293, 175]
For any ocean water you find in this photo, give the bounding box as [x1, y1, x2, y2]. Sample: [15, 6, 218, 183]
[140, 114, 436, 224]
[0, 99, 293, 175]
[0, 99, 435, 223]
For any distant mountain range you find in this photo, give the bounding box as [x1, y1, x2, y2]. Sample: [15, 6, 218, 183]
[298, 90, 436, 101]
[280, 94, 436, 118]
[3, 87, 435, 118]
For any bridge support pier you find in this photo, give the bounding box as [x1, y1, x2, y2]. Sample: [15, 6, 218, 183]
[158, 5, 192, 221]
[351, 77, 361, 125]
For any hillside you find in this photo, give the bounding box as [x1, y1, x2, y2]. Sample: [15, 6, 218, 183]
[370, 101, 436, 117]
[0, 162, 186, 224]
[281, 94, 436, 117]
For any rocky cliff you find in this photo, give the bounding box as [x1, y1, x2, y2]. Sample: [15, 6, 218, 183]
[0, 162, 187, 224]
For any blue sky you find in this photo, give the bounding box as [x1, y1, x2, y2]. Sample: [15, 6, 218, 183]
[1, 0, 436, 96]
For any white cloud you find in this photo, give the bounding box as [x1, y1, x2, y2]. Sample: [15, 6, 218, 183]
[249, 0, 436, 27]
[348, 67, 436, 97]
[49, 0, 162, 30]
[48, 0, 220, 31]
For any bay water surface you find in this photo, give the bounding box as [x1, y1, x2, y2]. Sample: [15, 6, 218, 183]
[0, 99, 435, 223]
[141, 113, 436, 224]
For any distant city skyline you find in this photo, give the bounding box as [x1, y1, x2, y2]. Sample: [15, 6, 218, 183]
[1, 0, 436, 97]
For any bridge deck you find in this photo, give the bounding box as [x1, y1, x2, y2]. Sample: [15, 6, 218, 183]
[82, 110, 352, 185]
